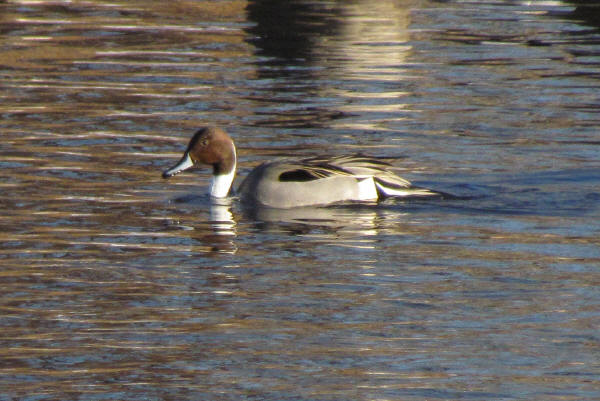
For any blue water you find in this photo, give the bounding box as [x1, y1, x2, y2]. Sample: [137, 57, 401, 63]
[1, 0, 599, 400]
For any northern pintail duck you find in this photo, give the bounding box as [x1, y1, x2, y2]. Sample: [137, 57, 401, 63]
[162, 127, 441, 208]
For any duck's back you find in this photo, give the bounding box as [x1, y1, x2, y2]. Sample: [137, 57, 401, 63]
[237, 159, 377, 208]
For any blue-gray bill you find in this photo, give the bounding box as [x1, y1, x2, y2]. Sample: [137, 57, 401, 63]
[162, 152, 194, 179]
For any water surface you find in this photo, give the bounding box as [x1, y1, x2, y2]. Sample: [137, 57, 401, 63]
[1, 0, 599, 400]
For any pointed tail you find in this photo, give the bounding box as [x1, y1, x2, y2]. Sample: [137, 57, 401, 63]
[374, 177, 447, 198]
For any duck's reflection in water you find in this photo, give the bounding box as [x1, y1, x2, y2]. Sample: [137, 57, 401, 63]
[241, 201, 410, 240]
[210, 198, 236, 236]
[201, 198, 238, 255]
[177, 197, 416, 256]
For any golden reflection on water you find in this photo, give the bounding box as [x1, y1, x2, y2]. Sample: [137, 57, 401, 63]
[318, 1, 414, 131]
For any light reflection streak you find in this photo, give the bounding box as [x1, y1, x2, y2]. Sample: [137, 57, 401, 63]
[322, 1, 413, 132]
[101, 24, 239, 33]
[96, 51, 210, 57]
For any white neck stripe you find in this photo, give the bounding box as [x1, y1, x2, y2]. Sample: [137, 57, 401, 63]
[210, 142, 236, 198]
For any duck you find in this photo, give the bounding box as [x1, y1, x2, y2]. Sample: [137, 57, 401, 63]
[162, 126, 442, 208]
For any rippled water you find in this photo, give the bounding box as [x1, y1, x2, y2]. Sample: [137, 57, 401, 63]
[1, 0, 599, 399]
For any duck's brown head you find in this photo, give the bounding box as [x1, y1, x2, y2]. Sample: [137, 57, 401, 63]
[162, 126, 237, 179]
